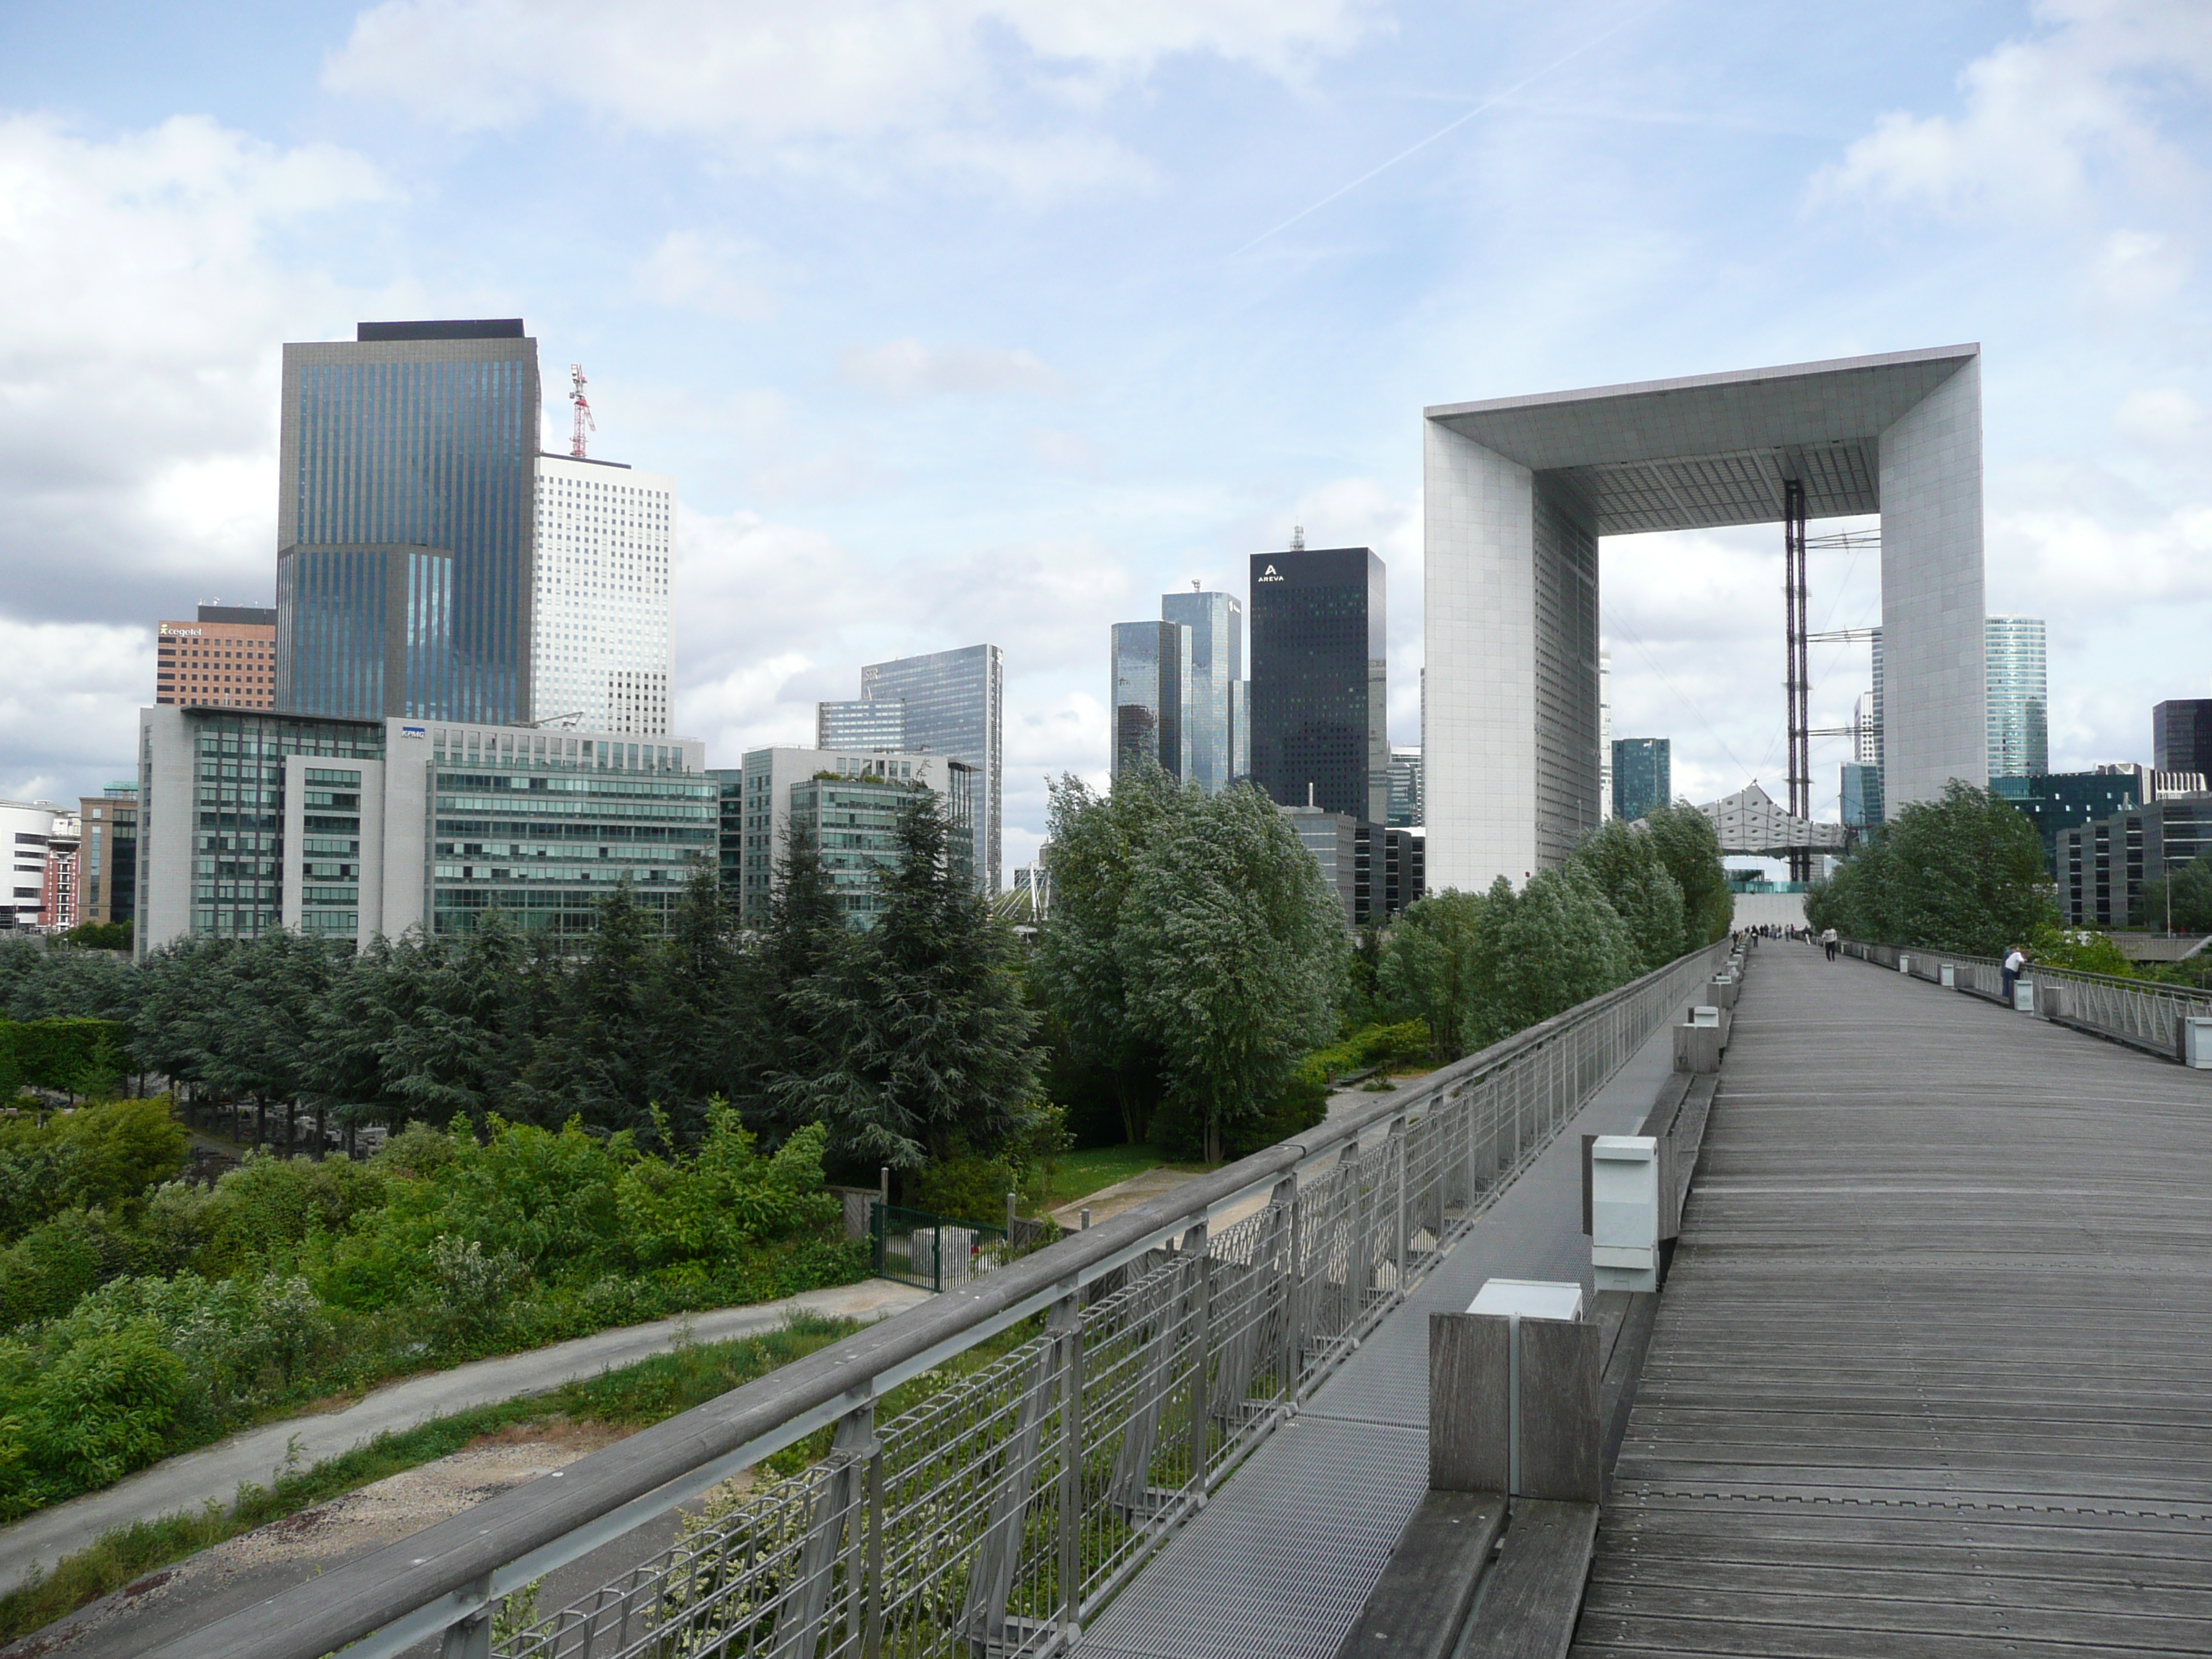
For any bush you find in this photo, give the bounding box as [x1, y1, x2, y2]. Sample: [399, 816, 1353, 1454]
[0, 1098, 187, 1238]
[0, 1212, 140, 1327]
[24, 1323, 187, 1488]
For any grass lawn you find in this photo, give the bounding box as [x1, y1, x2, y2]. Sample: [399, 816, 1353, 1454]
[1040, 1143, 1211, 1210]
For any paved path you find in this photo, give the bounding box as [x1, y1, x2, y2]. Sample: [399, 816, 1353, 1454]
[0, 1278, 928, 1593]
[1574, 943, 2212, 1657]
[1074, 1012, 1686, 1659]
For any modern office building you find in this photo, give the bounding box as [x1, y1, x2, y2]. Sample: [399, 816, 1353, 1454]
[1388, 748, 1424, 828]
[2058, 791, 2212, 930]
[0, 800, 63, 928]
[2154, 701, 2212, 781]
[78, 786, 138, 928]
[1993, 770, 2141, 870]
[1280, 806, 1358, 922]
[842, 645, 1003, 892]
[1424, 348, 1983, 889]
[1598, 652, 1613, 822]
[1985, 615, 2048, 781]
[1840, 761, 1884, 832]
[1160, 589, 1247, 793]
[1278, 805, 1423, 926]
[276, 320, 540, 725]
[156, 606, 276, 709]
[532, 454, 677, 735]
[817, 699, 907, 751]
[1249, 547, 1388, 824]
[1109, 619, 1192, 783]
[136, 706, 710, 952]
[37, 818, 79, 931]
[1611, 737, 1671, 822]
[731, 747, 975, 928]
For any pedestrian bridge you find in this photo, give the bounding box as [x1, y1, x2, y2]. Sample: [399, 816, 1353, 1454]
[161, 940, 2212, 1659]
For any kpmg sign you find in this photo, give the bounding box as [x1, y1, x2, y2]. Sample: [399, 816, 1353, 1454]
[400, 724, 428, 739]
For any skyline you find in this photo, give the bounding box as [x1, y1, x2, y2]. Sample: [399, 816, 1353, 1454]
[2, 2, 2209, 876]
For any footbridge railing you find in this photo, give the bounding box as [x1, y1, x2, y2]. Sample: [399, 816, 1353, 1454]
[163, 941, 1727, 1659]
[1843, 940, 2212, 1061]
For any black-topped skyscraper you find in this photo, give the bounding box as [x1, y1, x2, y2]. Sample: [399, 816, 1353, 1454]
[276, 320, 541, 724]
[1249, 546, 1387, 824]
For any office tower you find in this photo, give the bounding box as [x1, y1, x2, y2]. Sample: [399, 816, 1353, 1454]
[1388, 748, 1424, 827]
[533, 455, 676, 735]
[1161, 590, 1246, 793]
[1249, 547, 1387, 824]
[1985, 616, 2049, 781]
[853, 645, 1004, 892]
[1611, 738, 1671, 822]
[78, 785, 138, 928]
[1599, 652, 1614, 822]
[1840, 762, 1884, 831]
[1109, 620, 1192, 783]
[1, 799, 64, 927]
[2154, 700, 2212, 780]
[733, 747, 976, 928]
[138, 708, 709, 950]
[2058, 794, 2212, 930]
[276, 319, 540, 724]
[37, 819, 79, 930]
[819, 698, 907, 750]
[156, 606, 276, 709]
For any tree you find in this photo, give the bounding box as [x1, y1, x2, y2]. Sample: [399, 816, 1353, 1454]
[2135, 856, 2212, 935]
[1805, 781, 2054, 956]
[1635, 806, 1735, 952]
[1117, 783, 1348, 1162]
[1568, 819, 1689, 973]
[748, 819, 855, 1141]
[1028, 767, 1196, 1143]
[525, 883, 674, 1139]
[770, 791, 1043, 1176]
[1375, 889, 1493, 1060]
[377, 910, 541, 1132]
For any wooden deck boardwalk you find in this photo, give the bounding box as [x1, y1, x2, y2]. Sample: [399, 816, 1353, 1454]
[1573, 943, 2212, 1658]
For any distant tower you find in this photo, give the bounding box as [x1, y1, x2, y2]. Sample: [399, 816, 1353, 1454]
[570, 363, 595, 459]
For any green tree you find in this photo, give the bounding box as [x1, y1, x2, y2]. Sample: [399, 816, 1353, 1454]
[1375, 889, 1493, 1059]
[1028, 768, 1196, 1143]
[1115, 783, 1347, 1162]
[770, 791, 1043, 1176]
[1635, 805, 1735, 951]
[1567, 818, 1689, 972]
[377, 910, 540, 1132]
[1805, 782, 2054, 956]
[746, 819, 853, 1141]
[523, 884, 670, 1138]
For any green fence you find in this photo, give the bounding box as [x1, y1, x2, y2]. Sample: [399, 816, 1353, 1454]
[871, 1202, 1066, 1292]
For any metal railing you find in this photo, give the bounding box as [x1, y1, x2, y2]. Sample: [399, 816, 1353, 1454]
[1843, 940, 2212, 1060]
[161, 941, 1728, 1659]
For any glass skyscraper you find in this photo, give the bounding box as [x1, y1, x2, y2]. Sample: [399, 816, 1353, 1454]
[1109, 620, 1192, 783]
[817, 698, 908, 750]
[1984, 615, 2048, 781]
[276, 320, 540, 724]
[1160, 590, 1246, 793]
[854, 645, 1004, 892]
[1388, 748, 1424, 827]
[1611, 737, 1671, 822]
[1249, 547, 1388, 823]
[2154, 700, 2212, 781]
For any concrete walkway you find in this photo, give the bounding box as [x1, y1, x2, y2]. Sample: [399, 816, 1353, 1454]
[0, 1278, 928, 1592]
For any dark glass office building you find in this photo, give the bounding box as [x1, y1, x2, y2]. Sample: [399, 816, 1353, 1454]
[2154, 700, 2212, 781]
[1611, 737, 1671, 822]
[1249, 547, 1387, 823]
[276, 320, 539, 724]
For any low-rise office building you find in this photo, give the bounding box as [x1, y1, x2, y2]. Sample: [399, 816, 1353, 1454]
[137, 706, 710, 953]
[1, 800, 64, 929]
[730, 747, 975, 929]
[2056, 793, 2212, 930]
[79, 786, 138, 929]
[1279, 806, 1424, 927]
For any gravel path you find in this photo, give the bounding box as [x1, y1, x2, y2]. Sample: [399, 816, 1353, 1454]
[0, 1278, 929, 1593]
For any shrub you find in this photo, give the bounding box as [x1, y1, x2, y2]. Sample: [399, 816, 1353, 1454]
[0, 1098, 186, 1236]
[24, 1323, 187, 1488]
[0, 1212, 140, 1327]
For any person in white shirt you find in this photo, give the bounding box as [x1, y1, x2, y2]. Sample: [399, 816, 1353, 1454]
[2002, 945, 2026, 1006]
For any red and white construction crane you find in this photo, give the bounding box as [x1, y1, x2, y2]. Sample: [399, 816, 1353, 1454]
[569, 362, 595, 459]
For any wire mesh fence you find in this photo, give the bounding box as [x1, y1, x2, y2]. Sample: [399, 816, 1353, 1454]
[1844, 939, 2212, 1060]
[492, 940, 1727, 1659]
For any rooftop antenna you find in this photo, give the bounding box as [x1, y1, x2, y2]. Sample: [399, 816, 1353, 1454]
[1192, 578, 1201, 590]
[1291, 525, 1305, 552]
[569, 363, 595, 459]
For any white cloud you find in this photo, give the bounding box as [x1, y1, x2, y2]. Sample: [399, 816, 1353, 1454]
[839, 338, 1067, 400]
[2113, 387, 2209, 449]
[0, 620, 160, 801]
[1815, 0, 2212, 225]
[635, 231, 781, 320]
[0, 114, 392, 796]
[324, 0, 1375, 193]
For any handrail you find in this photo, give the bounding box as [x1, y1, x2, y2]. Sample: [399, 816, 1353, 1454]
[156, 939, 1729, 1659]
[1840, 938, 2211, 1060]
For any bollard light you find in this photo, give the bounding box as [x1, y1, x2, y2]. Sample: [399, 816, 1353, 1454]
[1590, 1136, 1660, 1293]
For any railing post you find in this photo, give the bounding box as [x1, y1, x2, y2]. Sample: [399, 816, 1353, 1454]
[773, 1403, 876, 1659]
[1184, 1220, 1212, 1496]
[1053, 1292, 1083, 1640]
[1278, 1174, 1305, 1406]
[436, 1576, 492, 1659]
[1390, 1118, 1408, 1294]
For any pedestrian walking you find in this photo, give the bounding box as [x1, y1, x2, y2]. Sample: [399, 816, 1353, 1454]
[1822, 927, 1839, 962]
[2001, 944, 2026, 1006]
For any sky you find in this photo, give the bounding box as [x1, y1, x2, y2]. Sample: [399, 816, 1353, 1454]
[1, 0, 2208, 880]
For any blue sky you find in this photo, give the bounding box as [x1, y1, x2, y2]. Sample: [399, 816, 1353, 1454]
[1, 0, 2207, 877]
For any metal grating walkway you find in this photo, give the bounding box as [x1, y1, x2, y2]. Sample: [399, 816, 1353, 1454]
[1074, 1018, 1686, 1659]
